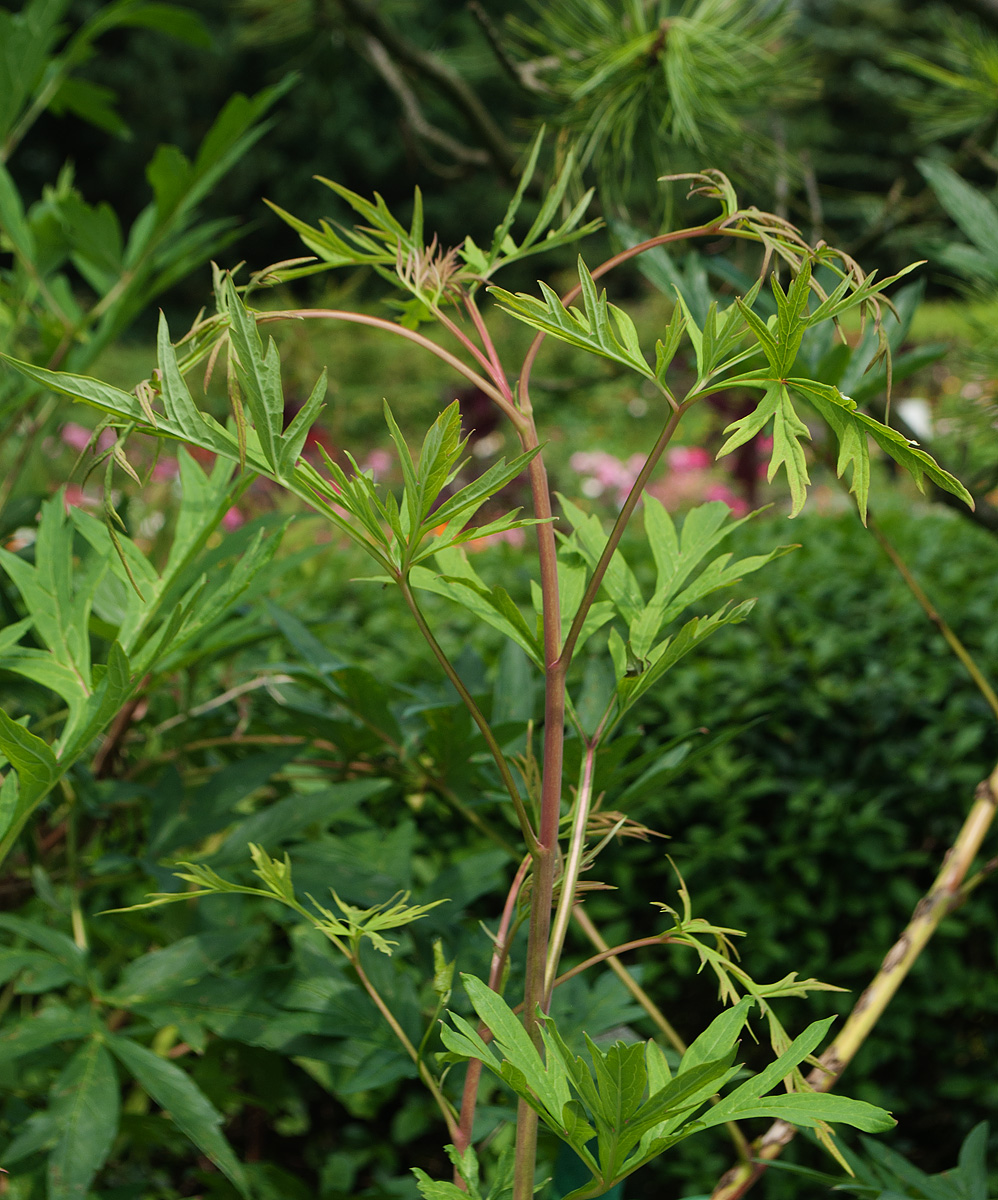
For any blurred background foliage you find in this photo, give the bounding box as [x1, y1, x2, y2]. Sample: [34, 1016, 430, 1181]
[2, 0, 998, 1197]
[8, 0, 998, 289]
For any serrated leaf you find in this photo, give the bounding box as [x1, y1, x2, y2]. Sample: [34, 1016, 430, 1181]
[278, 369, 326, 478]
[108, 1035, 250, 1196]
[459, 974, 571, 1119]
[410, 559, 542, 665]
[48, 1039, 120, 1200]
[489, 260, 653, 379]
[224, 278, 283, 471]
[0, 711, 58, 828]
[769, 385, 811, 516]
[0, 1009, 96, 1066]
[558, 496, 644, 623]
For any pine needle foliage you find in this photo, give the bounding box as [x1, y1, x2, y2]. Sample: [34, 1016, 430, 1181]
[507, 0, 816, 214]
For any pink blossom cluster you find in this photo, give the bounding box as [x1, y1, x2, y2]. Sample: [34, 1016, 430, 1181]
[570, 444, 749, 515]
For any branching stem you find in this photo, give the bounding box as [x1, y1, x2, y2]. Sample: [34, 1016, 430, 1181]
[399, 577, 538, 852]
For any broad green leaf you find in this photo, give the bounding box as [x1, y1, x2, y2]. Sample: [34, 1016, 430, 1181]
[48, 1039, 120, 1200]
[459, 974, 570, 1119]
[411, 556, 542, 665]
[0, 712, 58, 832]
[956, 1122, 990, 1200]
[680, 998, 755, 1075]
[559, 496, 644, 623]
[0, 1009, 96, 1065]
[713, 1090, 895, 1133]
[612, 1055, 738, 1154]
[109, 1034, 250, 1196]
[102, 930, 258, 1006]
[917, 158, 998, 266]
[0, 914, 88, 979]
[703, 1016, 835, 1127]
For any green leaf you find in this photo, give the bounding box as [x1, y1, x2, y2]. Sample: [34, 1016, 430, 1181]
[0, 711, 58, 831]
[278, 369, 326, 478]
[48, 1039, 120, 1200]
[717, 385, 810, 516]
[108, 1034, 250, 1196]
[701, 1016, 834, 1128]
[0, 913, 88, 980]
[224, 277, 284, 471]
[917, 158, 998, 267]
[558, 496, 644, 623]
[716, 383, 781, 459]
[723, 1091, 895, 1133]
[956, 1122, 990, 1200]
[618, 601, 756, 714]
[0, 1009, 96, 1066]
[457, 974, 571, 1120]
[0, 162, 35, 262]
[427, 445, 540, 532]
[411, 555, 542, 665]
[489, 258, 653, 379]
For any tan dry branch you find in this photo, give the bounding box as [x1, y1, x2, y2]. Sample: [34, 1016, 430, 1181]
[711, 759, 998, 1200]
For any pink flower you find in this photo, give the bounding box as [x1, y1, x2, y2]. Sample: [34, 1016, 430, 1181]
[61, 485, 98, 513]
[704, 484, 749, 517]
[364, 449, 392, 480]
[60, 423, 93, 452]
[152, 457, 179, 481]
[570, 451, 641, 505]
[667, 445, 712, 472]
[222, 507, 245, 531]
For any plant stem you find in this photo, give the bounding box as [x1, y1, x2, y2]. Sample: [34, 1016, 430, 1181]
[570, 906, 685, 1054]
[866, 515, 998, 723]
[399, 577, 538, 852]
[543, 734, 602, 1004]
[510, 389, 564, 1200]
[350, 950, 461, 1143]
[558, 402, 691, 673]
[262, 309, 520, 422]
[454, 854, 531, 1173]
[709, 759, 998, 1200]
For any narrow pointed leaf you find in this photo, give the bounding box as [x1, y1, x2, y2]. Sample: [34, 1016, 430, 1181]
[109, 1035, 250, 1196]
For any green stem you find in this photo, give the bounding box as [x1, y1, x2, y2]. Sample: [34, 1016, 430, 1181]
[543, 726, 605, 1004]
[399, 577, 538, 852]
[866, 515, 998, 724]
[350, 950, 461, 1142]
[558, 402, 692, 673]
